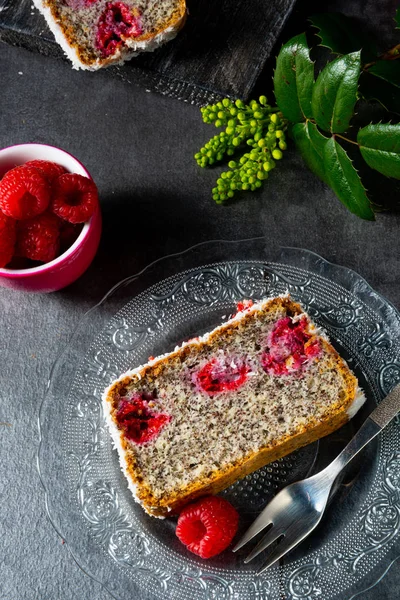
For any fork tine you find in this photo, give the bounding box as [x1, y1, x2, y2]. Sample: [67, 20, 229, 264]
[256, 534, 300, 574]
[232, 515, 273, 553]
[243, 526, 282, 564]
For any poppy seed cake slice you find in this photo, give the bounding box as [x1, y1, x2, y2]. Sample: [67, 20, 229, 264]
[32, 0, 187, 70]
[103, 296, 365, 517]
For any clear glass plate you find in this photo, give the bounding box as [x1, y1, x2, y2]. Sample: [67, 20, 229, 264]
[38, 241, 400, 600]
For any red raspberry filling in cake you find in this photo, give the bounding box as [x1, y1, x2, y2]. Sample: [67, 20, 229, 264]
[96, 2, 143, 57]
[116, 393, 171, 444]
[195, 356, 251, 396]
[261, 316, 321, 376]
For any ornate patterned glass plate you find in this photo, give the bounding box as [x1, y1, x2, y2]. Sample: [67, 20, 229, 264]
[38, 242, 400, 600]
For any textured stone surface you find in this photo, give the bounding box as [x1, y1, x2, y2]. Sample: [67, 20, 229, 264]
[0, 0, 399, 598]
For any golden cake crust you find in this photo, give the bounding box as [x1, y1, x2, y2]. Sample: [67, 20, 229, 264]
[105, 297, 358, 517]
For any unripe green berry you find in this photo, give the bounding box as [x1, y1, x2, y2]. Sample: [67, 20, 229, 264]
[250, 119, 257, 127]
[227, 149, 234, 156]
[230, 182, 237, 190]
[275, 129, 284, 138]
[272, 149, 283, 160]
[263, 161, 272, 172]
[222, 98, 230, 107]
[268, 123, 275, 132]
[242, 183, 249, 190]
[228, 160, 237, 168]
[226, 126, 234, 135]
[270, 113, 280, 124]
[215, 119, 222, 127]
[235, 99, 245, 108]
[230, 108, 237, 116]
[259, 95, 268, 106]
[232, 137, 241, 146]
[253, 111, 263, 119]
[240, 156, 247, 164]
[227, 190, 234, 198]
[258, 139, 266, 148]
[221, 172, 227, 179]
[208, 112, 216, 121]
[257, 171, 265, 180]
[279, 141, 287, 150]
[254, 132, 262, 142]
[255, 180, 263, 188]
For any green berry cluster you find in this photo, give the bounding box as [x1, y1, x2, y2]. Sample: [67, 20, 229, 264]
[194, 97, 287, 203]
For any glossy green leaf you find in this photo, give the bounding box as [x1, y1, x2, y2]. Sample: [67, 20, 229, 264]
[309, 13, 377, 62]
[312, 52, 361, 133]
[292, 121, 330, 183]
[324, 137, 374, 219]
[368, 61, 400, 88]
[358, 123, 400, 179]
[273, 33, 314, 122]
[360, 72, 400, 115]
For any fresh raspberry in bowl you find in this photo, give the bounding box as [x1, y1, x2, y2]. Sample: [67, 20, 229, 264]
[0, 143, 102, 293]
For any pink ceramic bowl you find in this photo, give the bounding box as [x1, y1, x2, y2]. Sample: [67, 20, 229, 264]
[0, 143, 102, 293]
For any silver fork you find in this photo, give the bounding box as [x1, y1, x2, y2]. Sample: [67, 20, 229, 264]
[233, 384, 400, 573]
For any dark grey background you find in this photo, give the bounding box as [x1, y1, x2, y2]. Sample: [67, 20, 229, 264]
[0, 0, 399, 598]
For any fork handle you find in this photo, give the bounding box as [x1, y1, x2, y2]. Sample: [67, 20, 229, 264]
[327, 384, 400, 480]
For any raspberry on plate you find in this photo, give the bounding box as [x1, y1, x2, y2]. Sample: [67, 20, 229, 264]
[0, 166, 51, 220]
[0, 212, 16, 268]
[51, 174, 99, 224]
[24, 160, 67, 182]
[16, 212, 60, 263]
[176, 496, 239, 558]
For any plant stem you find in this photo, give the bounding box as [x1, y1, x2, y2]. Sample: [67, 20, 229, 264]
[334, 134, 359, 146]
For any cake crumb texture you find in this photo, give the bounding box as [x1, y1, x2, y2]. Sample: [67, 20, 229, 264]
[104, 296, 363, 517]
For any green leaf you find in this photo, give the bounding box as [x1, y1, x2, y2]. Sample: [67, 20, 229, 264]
[309, 13, 377, 62]
[358, 123, 400, 179]
[368, 61, 400, 88]
[360, 72, 400, 115]
[292, 121, 330, 183]
[323, 137, 374, 219]
[273, 33, 314, 123]
[312, 51, 361, 133]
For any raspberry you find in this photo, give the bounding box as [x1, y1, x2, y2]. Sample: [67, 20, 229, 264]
[96, 2, 143, 57]
[59, 221, 82, 252]
[176, 496, 239, 559]
[195, 357, 250, 395]
[16, 212, 60, 262]
[24, 160, 67, 182]
[0, 212, 16, 267]
[51, 174, 99, 223]
[115, 393, 171, 445]
[236, 299, 254, 313]
[261, 317, 321, 377]
[0, 166, 50, 219]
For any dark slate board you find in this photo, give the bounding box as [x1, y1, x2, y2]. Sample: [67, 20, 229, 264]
[0, 0, 296, 104]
